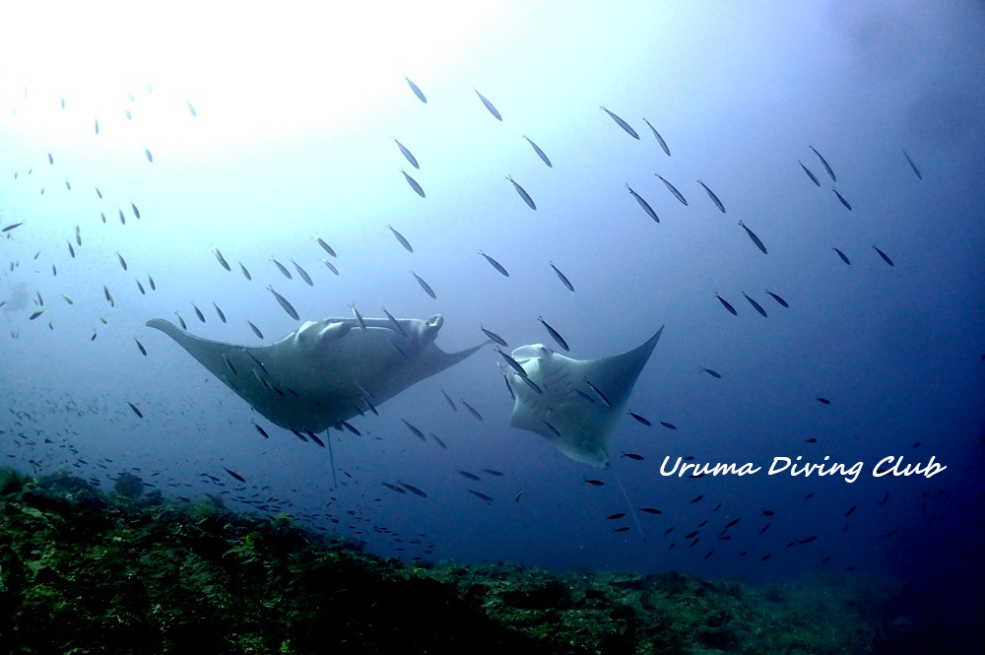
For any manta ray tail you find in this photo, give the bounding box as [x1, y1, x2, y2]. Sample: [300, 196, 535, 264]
[326, 430, 338, 490]
[611, 463, 646, 544]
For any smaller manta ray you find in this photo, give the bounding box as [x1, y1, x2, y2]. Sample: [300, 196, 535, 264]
[506, 326, 664, 467]
[147, 314, 485, 433]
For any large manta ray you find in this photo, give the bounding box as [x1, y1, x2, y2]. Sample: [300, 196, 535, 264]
[506, 326, 664, 468]
[147, 314, 485, 433]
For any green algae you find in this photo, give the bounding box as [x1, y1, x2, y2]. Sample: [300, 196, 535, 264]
[0, 469, 910, 655]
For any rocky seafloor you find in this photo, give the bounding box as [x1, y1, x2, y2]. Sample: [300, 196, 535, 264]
[0, 467, 926, 654]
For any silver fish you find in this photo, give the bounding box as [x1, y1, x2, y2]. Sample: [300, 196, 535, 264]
[267, 286, 299, 320]
[316, 237, 337, 257]
[549, 261, 574, 292]
[523, 135, 552, 167]
[321, 258, 339, 275]
[479, 325, 508, 347]
[247, 320, 264, 339]
[738, 220, 767, 254]
[213, 302, 227, 323]
[291, 259, 313, 286]
[656, 174, 687, 206]
[192, 303, 206, 323]
[388, 224, 414, 252]
[601, 106, 639, 139]
[697, 179, 725, 213]
[626, 183, 659, 222]
[475, 89, 502, 120]
[479, 251, 509, 277]
[213, 247, 231, 271]
[809, 145, 836, 182]
[798, 160, 820, 186]
[538, 316, 569, 351]
[410, 270, 436, 299]
[583, 377, 612, 408]
[401, 169, 426, 198]
[117, 252, 128, 271]
[350, 302, 367, 330]
[394, 138, 419, 169]
[272, 258, 292, 279]
[405, 77, 427, 103]
[381, 306, 406, 335]
[507, 175, 536, 210]
[642, 117, 670, 156]
[240, 262, 252, 280]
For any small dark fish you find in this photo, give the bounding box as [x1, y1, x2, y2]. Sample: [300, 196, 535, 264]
[798, 535, 818, 545]
[479, 251, 509, 277]
[500, 366, 516, 401]
[538, 316, 569, 351]
[872, 245, 894, 267]
[95, 187, 102, 198]
[725, 518, 741, 529]
[192, 303, 206, 323]
[135, 338, 147, 356]
[222, 353, 237, 376]
[845, 505, 857, 518]
[759, 553, 772, 561]
[690, 495, 705, 504]
[902, 149, 922, 180]
[583, 377, 612, 407]
[339, 420, 361, 436]
[131, 201, 140, 219]
[388, 224, 414, 252]
[816, 397, 831, 405]
[613, 526, 631, 533]
[805, 438, 818, 444]
[523, 135, 552, 167]
[833, 247, 851, 265]
[316, 237, 337, 257]
[600, 106, 639, 139]
[475, 89, 502, 120]
[104, 285, 115, 307]
[119, 209, 126, 225]
[542, 420, 562, 438]
[468, 490, 493, 502]
[660, 421, 677, 430]
[507, 175, 536, 210]
[252, 421, 269, 439]
[175, 312, 187, 330]
[607, 512, 627, 520]
[584, 479, 605, 486]
[291, 259, 313, 286]
[809, 145, 835, 182]
[716, 293, 738, 316]
[626, 183, 659, 222]
[212, 247, 231, 271]
[379, 307, 405, 336]
[405, 77, 427, 103]
[460, 399, 483, 422]
[639, 507, 662, 515]
[410, 270, 436, 298]
[743, 292, 768, 318]
[621, 452, 644, 461]
[656, 174, 687, 205]
[514, 489, 525, 503]
[382, 482, 406, 494]
[438, 390, 457, 412]
[267, 286, 299, 320]
[399, 482, 428, 498]
[738, 221, 767, 254]
[68, 241, 76, 258]
[698, 366, 722, 379]
[549, 261, 574, 292]
[401, 169, 425, 197]
[496, 347, 528, 378]
[272, 258, 292, 279]
[212, 303, 227, 323]
[401, 419, 426, 441]
[832, 187, 852, 211]
[247, 320, 264, 339]
[479, 325, 508, 347]
[1, 222, 23, 232]
[127, 402, 144, 418]
[222, 467, 246, 483]
[642, 118, 670, 156]
[482, 469, 504, 477]
[321, 258, 339, 275]
[307, 432, 325, 448]
[798, 160, 820, 186]
[697, 179, 726, 213]
[762, 509, 776, 517]
[350, 303, 367, 330]
[240, 262, 252, 280]
[393, 138, 419, 169]
[457, 470, 481, 481]
[765, 290, 789, 308]
[628, 411, 651, 426]
[29, 309, 46, 320]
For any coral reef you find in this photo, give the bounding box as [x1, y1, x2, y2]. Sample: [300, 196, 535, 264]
[0, 468, 914, 654]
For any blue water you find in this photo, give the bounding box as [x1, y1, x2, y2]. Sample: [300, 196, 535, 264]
[1, 0, 983, 642]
